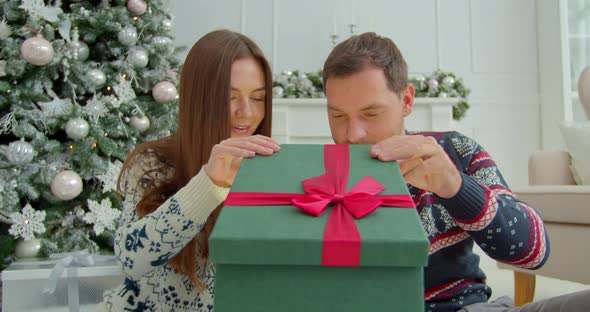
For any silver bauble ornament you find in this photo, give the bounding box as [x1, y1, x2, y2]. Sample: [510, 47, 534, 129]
[51, 170, 83, 201]
[127, 0, 147, 16]
[152, 81, 177, 103]
[272, 86, 284, 98]
[21, 35, 54, 66]
[65, 118, 90, 140]
[87, 69, 106, 87]
[15, 238, 41, 258]
[428, 78, 439, 90]
[127, 48, 149, 68]
[162, 19, 173, 31]
[152, 36, 174, 55]
[118, 26, 138, 47]
[6, 139, 35, 164]
[130, 115, 150, 133]
[70, 40, 89, 61]
[442, 76, 455, 88]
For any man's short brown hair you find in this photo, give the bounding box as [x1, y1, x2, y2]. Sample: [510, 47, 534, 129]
[323, 32, 408, 94]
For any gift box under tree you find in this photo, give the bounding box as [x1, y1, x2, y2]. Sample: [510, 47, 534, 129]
[210, 144, 429, 311]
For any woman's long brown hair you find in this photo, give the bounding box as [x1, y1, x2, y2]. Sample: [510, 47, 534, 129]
[117, 30, 272, 289]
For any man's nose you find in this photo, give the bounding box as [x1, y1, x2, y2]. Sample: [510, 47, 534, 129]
[346, 119, 367, 144]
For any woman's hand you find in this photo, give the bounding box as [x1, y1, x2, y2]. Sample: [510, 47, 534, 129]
[204, 135, 280, 187]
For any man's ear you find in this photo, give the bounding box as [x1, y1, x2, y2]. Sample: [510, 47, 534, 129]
[402, 83, 415, 117]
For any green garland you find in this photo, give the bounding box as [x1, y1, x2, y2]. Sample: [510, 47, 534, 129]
[273, 69, 471, 121]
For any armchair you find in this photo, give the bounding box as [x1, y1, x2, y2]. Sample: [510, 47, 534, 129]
[497, 150, 590, 305]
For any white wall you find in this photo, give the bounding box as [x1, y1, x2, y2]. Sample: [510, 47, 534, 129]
[171, 0, 541, 188]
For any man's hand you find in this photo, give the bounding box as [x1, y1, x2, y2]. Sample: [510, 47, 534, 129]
[204, 135, 280, 188]
[370, 135, 462, 199]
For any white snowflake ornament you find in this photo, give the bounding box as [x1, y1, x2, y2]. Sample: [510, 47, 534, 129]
[84, 95, 109, 122]
[114, 79, 136, 106]
[83, 198, 121, 235]
[19, 0, 63, 23]
[38, 97, 74, 117]
[9, 204, 47, 240]
[97, 160, 123, 193]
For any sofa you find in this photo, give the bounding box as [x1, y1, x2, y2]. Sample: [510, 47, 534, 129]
[496, 150, 590, 305]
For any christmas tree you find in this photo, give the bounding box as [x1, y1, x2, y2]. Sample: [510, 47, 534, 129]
[0, 0, 180, 268]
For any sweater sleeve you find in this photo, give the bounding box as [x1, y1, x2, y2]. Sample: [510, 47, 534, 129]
[113, 154, 229, 280]
[438, 132, 549, 270]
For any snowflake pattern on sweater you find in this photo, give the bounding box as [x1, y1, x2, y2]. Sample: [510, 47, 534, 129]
[412, 131, 549, 312]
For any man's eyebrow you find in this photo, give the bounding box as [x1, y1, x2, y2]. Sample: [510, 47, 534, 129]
[360, 103, 386, 111]
[328, 102, 386, 112]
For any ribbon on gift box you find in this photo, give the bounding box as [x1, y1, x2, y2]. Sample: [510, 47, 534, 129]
[13, 250, 115, 312]
[224, 144, 416, 267]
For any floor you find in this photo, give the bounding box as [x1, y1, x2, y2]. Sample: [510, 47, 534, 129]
[2, 247, 589, 311]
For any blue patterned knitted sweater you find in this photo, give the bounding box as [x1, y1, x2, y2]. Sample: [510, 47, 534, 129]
[413, 131, 549, 312]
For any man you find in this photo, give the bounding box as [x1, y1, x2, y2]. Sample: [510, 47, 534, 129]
[323, 32, 589, 312]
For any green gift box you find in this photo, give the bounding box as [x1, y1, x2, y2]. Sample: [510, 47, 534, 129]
[210, 144, 429, 311]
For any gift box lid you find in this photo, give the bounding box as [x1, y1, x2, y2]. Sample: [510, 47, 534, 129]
[210, 144, 429, 267]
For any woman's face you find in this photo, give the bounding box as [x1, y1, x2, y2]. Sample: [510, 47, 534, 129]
[229, 57, 266, 138]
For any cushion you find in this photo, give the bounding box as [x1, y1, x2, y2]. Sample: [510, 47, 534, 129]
[560, 121, 590, 185]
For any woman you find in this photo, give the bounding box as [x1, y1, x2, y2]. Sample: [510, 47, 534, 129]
[99, 30, 280, 311]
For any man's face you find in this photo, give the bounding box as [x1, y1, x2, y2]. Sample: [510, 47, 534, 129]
[325, 66, 414, 144]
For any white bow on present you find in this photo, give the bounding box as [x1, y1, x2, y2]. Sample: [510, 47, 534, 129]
[15, 249, 116, 312]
